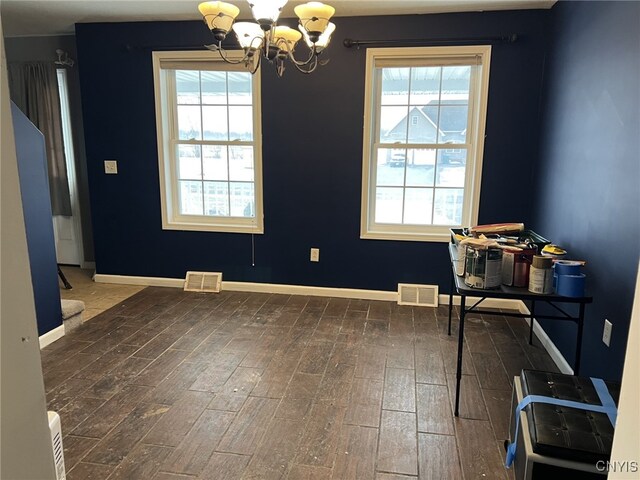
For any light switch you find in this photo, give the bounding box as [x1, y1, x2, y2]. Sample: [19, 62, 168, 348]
[104, 160, 118, 174]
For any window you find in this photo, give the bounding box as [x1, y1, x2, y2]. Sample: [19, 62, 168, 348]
[153, 51, 263, 233]
[360, 46, 491, 242]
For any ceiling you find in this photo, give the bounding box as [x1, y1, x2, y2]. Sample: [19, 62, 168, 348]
[0, 0, 555, 37]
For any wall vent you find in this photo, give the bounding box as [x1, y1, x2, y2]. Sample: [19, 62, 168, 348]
[398, 284, 439, 307]
[184, 271, 222, 293]
[48, 411, 66, 480]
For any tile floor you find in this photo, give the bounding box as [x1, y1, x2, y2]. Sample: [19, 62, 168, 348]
[41, 288, 559, 480]
[59, 266, 144, 321]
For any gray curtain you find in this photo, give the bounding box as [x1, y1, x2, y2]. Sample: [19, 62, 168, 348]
[8, 62, 72, 216]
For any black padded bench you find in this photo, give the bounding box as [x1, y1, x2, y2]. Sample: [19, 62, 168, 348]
[508, 370, 619, 479]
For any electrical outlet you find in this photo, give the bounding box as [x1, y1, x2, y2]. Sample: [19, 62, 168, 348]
[602, 319, 612, 347]
[104, 160, 118, 174]
[310, 248, 320, 262]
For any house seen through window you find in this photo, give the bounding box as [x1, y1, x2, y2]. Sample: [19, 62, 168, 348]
[360, 46, 491, 242]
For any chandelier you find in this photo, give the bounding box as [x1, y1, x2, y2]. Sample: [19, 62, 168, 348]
[198, 1, 336, 76]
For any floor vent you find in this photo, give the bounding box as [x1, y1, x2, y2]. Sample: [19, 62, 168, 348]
[184, 271, 222, 293]
[398, 283, 439, 307]
[48, 411, 66, 480]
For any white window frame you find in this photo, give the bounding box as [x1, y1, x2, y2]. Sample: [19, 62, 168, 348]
[152, 50, 264, 234]
[360, 46, 491, 243]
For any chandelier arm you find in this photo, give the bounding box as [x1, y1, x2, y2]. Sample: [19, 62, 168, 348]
[289, 54, 319, 75]
[284, 46, 317, 67]
[248, 52, 261, 74]
[216, 42, 252, 64]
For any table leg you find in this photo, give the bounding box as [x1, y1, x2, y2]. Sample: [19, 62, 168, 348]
[448, 267, 454, 336]
[529, 300, 536, 345]
[575, 303, 585, 375]
[454, 294, 466, 417]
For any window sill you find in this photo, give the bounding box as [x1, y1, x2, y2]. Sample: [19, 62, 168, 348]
[162, 220, 264, 234]
[360, 230, 451, 243]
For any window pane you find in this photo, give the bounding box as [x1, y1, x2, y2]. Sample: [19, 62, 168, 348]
[379, 106, 408, 143]
[229, 146, 254, 181]
[403, 188, 433, 225]
[410, 67, 441, 105]
[375, 187, 403, 224]
[203, 181, 229, 216]
[229, 106, 253, 141]
[203, 145, 228, 181]
[179, 181, 203, 215]
[436, 149, 467, 187]
[177, 105, 202, 140]
[230, 182, 255, 217]
[178, 145, 202, 180]
[176, 70, 200, 105]
[405, 149, 436, 186]
[203, 106, 228, 140]
[201, 71, 227, 105]
[433, 188, 464, 225]
[377, 148, 406, 186]
[228, 72, 252, 105]
[438, 106, 468, 143]
[408, 106, 438, 143]
[381, 68, 410, 105]
[441, 66, 470, 103]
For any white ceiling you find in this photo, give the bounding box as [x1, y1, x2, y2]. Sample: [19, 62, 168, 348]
[0, 0, 555, 37]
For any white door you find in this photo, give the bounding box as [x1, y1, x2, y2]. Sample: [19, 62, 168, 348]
[52, 215, 79, 265]
[54, 68, 83, 266]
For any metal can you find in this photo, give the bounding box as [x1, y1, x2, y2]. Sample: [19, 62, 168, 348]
[528, 255, 554, 294]
[464, 246, 503, 289]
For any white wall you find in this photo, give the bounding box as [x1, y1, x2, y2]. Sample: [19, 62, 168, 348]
[609, 261, 640, 479]
[0, 19, 57, 480]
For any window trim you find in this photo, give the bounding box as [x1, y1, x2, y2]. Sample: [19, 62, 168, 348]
[152, 50, 264, 234]
[360, 46, 491, 243]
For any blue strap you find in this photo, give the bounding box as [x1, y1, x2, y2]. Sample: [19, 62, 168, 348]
[505, 378, 617, 468]
[591, 377, 617, 426]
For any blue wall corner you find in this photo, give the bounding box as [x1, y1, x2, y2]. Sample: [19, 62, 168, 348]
[532, 1, 640, 381]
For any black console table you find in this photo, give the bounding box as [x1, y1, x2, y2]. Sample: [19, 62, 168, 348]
[448, 244, 592, 417]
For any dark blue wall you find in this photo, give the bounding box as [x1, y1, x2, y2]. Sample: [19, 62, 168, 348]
[532, 1, 640, 381]
[12, 103, 63, 336]
[75, 10, 549, 291]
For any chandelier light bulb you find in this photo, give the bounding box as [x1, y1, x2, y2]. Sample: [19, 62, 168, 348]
[249, 0, 289, 29]
[198, 1, 240, 41]
[294, 2, 335, 43]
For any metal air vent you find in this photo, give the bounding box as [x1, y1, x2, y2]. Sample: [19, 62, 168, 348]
[184, 271, 222, 293]
[398, 283, 439, 307]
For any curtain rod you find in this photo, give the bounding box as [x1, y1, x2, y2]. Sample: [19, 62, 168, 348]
[343, 34, 518, 49]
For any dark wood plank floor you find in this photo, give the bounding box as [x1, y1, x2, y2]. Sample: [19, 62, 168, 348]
[41, 287, 559, 480]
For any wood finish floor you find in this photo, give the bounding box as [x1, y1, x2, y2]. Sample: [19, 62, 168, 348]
[41, 287, 559, 480]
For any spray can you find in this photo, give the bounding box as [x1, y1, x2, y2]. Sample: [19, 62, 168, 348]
[528, 255, 554, 294]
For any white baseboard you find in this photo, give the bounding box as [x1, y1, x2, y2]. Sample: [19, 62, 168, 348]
[94, 274, 184, 288]
[223, 281, 398, 301]
[93, 274, 398, 301]
[39, 324, 65, 349]
[517, 301, 574, 375]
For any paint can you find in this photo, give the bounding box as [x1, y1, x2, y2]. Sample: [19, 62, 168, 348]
[455, 244, 466, 276]
[502, 247, 536, 287]
[464, 246, 503, 289]
[528, 255, 554, 294]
